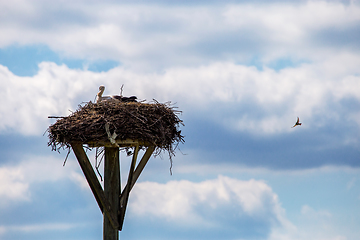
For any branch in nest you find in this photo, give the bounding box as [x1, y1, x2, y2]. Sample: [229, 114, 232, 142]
[48, 116, 67, 119]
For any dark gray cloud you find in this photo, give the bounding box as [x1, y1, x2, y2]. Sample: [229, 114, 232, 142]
[191, 29, 266, 61]
[313, 24, 360, 51]
[182, 113, 360, 170]
[0, 134, 49, 165]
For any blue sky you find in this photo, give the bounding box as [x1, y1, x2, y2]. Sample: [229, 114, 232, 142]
[0, 0, 360, 239]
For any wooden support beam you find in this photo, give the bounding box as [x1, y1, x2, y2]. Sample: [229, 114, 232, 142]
[118, 144, 139, 230]
[86, 139, 151, 148]
[71, 142, 156, 233]
[103, 147, 120, 240]
[70, 143, 119, 230]
[119, 145, 155, 207]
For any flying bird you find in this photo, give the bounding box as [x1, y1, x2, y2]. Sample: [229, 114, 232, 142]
[96, 85, 137, 103]
[292, 117, 302, 128]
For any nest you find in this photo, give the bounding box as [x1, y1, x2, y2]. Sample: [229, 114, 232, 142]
[47, 100, 184, 157]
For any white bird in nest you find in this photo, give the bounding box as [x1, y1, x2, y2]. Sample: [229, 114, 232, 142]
[96, 85, 137, 103]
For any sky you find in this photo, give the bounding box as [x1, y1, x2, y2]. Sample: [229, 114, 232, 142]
[0, 0, 360, 239]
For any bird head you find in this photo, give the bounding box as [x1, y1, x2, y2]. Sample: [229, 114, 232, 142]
[99, 85, 105, 92]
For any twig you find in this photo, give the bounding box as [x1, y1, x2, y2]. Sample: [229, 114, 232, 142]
[95, 147, 104, 181]
[48, 116, 67, 118]
[63, 148, 71, 166]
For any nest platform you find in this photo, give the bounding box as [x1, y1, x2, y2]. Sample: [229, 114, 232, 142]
[47, 100, 184, 154]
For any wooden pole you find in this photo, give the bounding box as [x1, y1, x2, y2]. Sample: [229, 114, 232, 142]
[103, 147, 120, 240]
[71, 143, 119, 230]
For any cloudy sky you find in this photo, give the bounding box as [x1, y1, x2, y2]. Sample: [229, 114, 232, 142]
[1, 0, 360, 239]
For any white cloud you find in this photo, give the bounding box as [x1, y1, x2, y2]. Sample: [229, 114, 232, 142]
[268, 205, 359, 240]
[0, 222, 85, 237]
[130, 175, 292, 230]
[300, 204, 332, 218]
[269, 204, 353, 240]
[346, 177, 356, 190]
[0, 1, 359, 69]
[2, 51, 360, 136]
[0, 0, 359, 138]
[1, 222, 75, 233]
[293, 205, 343, 240]
[0, 166, 30, 204]
[0, 63, 104, 135]
[0, 154, 88, 205]
[17, 155, 83, 184]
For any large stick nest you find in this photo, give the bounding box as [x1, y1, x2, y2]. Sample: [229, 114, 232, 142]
[47, 100, 184, 156]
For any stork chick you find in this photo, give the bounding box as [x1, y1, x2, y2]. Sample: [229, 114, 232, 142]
[96, 85, 113, 103]
[96, 85, 137, 103]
